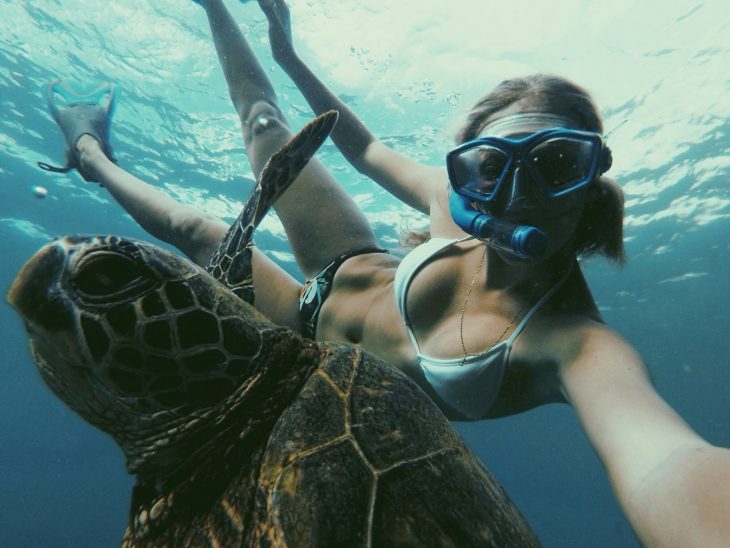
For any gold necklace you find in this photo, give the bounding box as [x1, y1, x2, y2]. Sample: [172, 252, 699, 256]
[458, 248, 535, 366]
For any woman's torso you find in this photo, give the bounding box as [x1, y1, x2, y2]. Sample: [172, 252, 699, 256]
[315, 191, 602, 418]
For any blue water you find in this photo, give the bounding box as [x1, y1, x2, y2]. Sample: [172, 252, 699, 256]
[1, 1, 729, 546]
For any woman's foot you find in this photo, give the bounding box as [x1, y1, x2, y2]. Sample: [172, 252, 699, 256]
[37, 80, 118, 182]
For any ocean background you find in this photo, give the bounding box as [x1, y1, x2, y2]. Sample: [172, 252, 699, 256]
[1, 0, 729, 545]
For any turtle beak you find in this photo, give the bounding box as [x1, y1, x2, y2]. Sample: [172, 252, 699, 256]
[7, 240, 71, 331]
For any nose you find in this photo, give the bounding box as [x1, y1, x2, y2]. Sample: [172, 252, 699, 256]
[506, 164, 524, 204]
[493, 163, 536, 214]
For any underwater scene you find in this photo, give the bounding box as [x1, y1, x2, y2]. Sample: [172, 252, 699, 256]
[1, 1, 729, 545]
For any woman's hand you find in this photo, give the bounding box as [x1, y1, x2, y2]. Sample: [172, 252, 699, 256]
[257, 0, 294, 65]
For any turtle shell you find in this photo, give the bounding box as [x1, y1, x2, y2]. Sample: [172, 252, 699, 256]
[120, 344, 538, 547]
[249, 343, 538, 546]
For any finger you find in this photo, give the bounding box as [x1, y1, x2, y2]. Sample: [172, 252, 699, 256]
[257, 0, 275, 16]
[272, 0, 291, 30]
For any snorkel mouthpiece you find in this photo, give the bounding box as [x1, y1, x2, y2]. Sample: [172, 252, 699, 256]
[449, 191, 547, 260]
[509, 223, 548, 259]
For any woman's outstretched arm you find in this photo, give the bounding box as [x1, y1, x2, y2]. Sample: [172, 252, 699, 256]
[258, 0, 445, 215]
[560, 324, 730, 547]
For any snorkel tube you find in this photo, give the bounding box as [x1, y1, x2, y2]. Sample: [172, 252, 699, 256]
[449, 191, 548, 260]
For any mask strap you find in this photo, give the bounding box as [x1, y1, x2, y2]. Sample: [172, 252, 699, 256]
[479, 113, 578, 136]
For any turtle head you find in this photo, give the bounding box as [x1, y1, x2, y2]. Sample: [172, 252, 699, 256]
[8, 236, 318, 475]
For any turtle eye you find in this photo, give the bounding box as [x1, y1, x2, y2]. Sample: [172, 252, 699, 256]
[73, 253, 150, 298]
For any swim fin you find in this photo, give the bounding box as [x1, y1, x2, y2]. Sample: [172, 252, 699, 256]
[37, 80, 119, 183]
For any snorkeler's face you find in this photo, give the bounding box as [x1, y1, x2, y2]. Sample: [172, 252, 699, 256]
[473, 105, 598, 257]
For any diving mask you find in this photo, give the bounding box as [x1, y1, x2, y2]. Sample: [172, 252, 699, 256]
[447, 114, 612, 203]
[446, 113, 612, 259]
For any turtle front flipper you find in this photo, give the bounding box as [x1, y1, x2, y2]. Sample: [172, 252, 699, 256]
[206, 110, 339, 304]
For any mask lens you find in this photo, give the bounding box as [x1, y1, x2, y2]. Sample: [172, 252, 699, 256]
[451, 145, 509, 198]
[528, 137, 596, 193]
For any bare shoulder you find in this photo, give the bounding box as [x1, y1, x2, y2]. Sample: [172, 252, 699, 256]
[512, 308, 651, 416]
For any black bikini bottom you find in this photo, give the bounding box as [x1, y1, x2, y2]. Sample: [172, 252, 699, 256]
[298, 247, 388, 339]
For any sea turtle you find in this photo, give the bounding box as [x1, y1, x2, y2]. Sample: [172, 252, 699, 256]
[7, 113, 538, 547]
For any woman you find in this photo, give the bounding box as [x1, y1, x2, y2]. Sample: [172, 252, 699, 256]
[44, 0, 729, 545]
[252, 7, 730, 545]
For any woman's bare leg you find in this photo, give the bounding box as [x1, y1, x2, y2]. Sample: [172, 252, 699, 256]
[251, 249, 302, 330]
[198, 0, 380, 278]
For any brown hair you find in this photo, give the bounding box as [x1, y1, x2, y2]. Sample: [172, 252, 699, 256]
[403, 74, 626, 264]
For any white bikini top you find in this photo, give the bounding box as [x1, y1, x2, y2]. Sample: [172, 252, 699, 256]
[393, 237, 566, 420]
